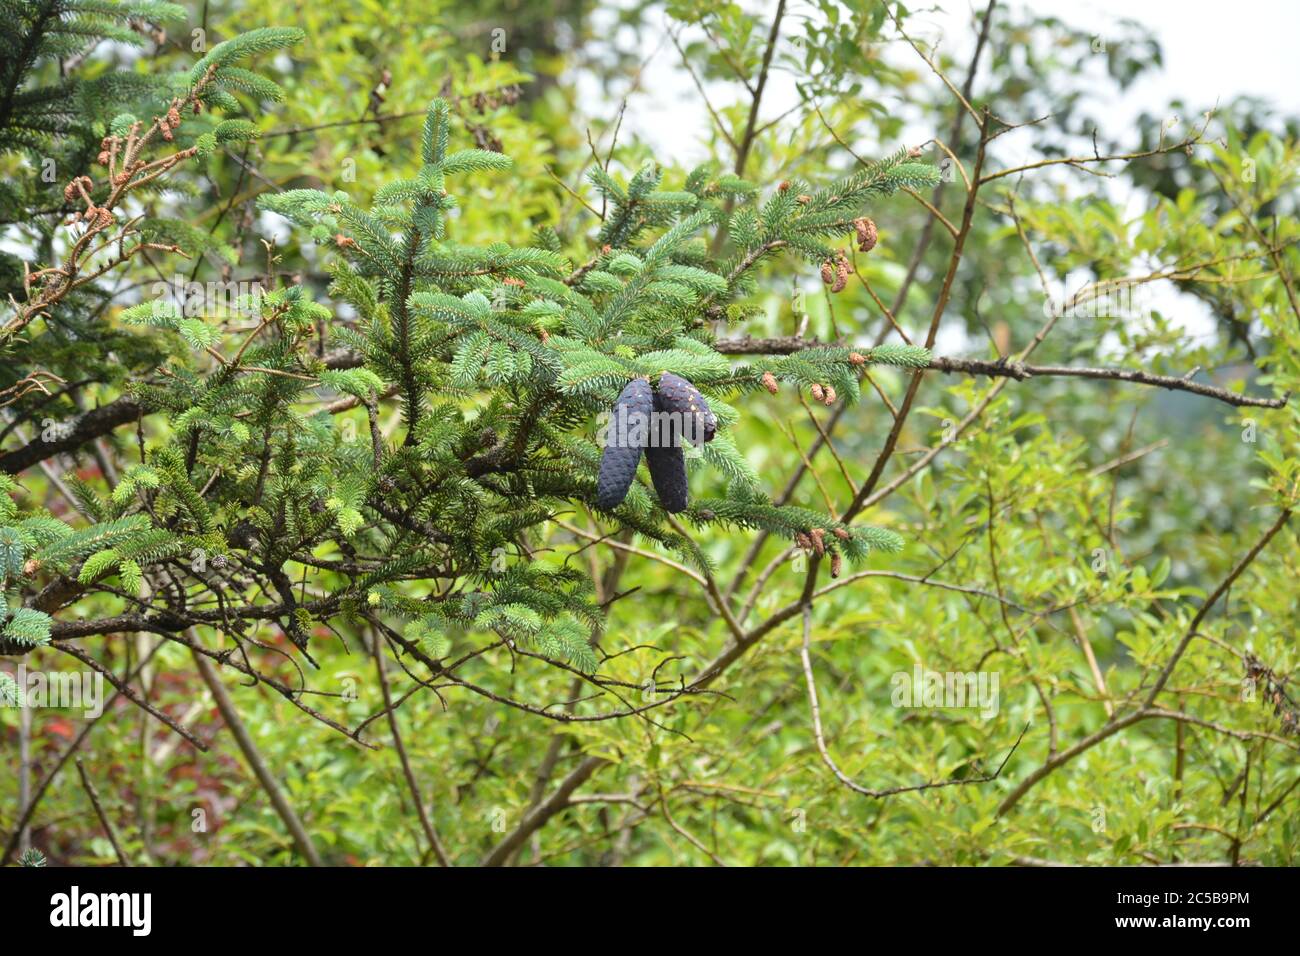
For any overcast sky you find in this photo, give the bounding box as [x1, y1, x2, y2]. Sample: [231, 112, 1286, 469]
[580, 0, 1299, 350]
[592, 0, 1300, 163]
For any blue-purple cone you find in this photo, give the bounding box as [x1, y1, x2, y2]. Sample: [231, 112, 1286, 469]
[595, 378, 654, 510]
[655, 372, 717, 444]
[645, 392, 689, 513]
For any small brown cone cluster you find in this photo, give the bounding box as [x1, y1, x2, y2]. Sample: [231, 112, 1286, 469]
[63, 175, 92, 203]
[63, 176, 112, 228]
[852, 217, 878, 253]
[157, 102, 185, 142]
[761, 371, 778, 395]
[820, 249, 849, 293]
[795, 528, 828, 555]
[793, 526, 844, 577]
[809, 383, 836, 406]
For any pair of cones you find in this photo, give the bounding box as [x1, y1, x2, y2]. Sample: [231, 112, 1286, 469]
[595, 373, 717, 513]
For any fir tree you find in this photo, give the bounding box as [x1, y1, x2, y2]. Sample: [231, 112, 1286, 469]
[1, 81, 936, 667]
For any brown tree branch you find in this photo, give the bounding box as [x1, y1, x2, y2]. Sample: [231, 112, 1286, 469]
[711, 337, 1288, 408]
[191, 643, 324, 865]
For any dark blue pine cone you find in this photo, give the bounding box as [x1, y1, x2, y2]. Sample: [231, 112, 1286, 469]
[645, 392, 689, 513]
[655, 371, 717, 444]
[595, 377, 654, 510]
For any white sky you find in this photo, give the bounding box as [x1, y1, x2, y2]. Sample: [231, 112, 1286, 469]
[594, 0, 1300, 161]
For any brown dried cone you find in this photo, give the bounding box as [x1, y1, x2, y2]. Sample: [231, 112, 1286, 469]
[761, 371, 779, 394]
[832, 527, 850, 541]
[820, 261, 835, 286]
[852, 216, 878, 253]
[833, 250, 849, 292]
[848, 351, 866, 366]
[809, 383, 825, 403]
[821, 385, 837, 406]
[808, 528, 825, 555]
[794, 531, 813, 551]
[830, 551, 842, 578]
